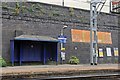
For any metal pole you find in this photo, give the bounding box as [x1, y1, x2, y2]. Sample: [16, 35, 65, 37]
[60, 28, 63, 64]
[94, 3, 98, 65]
[90, 3, 94, 65]
[110, 0, 112, 13]
[62, 0, 64, 6]
[90, 2, 98, 65]
[60, 29, 63, 50]
[90, 0, 106, 65]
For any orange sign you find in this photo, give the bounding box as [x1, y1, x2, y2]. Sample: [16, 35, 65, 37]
[71, 29, 112, 44]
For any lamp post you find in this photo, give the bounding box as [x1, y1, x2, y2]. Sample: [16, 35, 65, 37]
[60, 25, 67, 50]
[60, 25, 67, 64]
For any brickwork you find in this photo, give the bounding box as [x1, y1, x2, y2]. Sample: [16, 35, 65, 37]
[2, 2, 119, 64]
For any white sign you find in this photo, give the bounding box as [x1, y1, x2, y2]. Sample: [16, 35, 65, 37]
[106, 48, 112, 56]
[61, 52, 65, 60]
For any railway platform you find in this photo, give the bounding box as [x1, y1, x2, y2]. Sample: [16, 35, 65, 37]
[1, 64, 120, 79]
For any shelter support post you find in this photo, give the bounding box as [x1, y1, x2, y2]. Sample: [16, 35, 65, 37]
[10, 40, 14, 66]
[43, 44, 46, 65]
[56, 43, 58, 65]
[20, 42, 23, 66]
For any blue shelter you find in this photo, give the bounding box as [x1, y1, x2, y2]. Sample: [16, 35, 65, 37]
[10, 35, 58, 66]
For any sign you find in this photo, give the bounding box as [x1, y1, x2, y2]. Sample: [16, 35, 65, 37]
[61, 48, 65, 51]
[61, 52, 65, 60]
[114, 48, 119, 56]
[106, 48, 112, 57]
[99, 48, 104, 57]
[98, 32, 112, 44]
[71, 29, 112, 44]
[58, 36, 67, 43]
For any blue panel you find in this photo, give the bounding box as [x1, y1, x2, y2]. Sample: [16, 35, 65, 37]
[45, 43, 53, 61]
[45, 42, 58, 61]
[22, 41, 42, 61]
[14, 41, 20, 61]
[10, 40, 14, 66]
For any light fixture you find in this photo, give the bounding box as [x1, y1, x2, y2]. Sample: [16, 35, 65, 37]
[63, 25, 67, 29]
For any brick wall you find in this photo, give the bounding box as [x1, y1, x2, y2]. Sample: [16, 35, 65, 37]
[2, 2, 119, 64]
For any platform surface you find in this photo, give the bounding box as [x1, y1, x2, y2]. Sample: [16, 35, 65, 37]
[1, 64, 119, 76]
